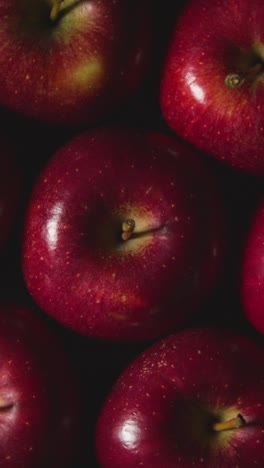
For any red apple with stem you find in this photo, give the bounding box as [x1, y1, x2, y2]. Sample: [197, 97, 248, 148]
[160, 0, 264, 175]
[0, 137, 20, 248]
[23, 128, 225, 341]
[96, 327, 264, 467]
[0, 305, 81, 467]
[0, 0, 153, 126]
[242, 197, 264, 334]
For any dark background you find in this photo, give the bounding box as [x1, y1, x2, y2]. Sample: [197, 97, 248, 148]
[0, 1, 263, 466]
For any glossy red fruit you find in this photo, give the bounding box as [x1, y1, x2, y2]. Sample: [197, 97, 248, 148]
[242, 198, 264, 333]
[23, 128, 225, 341]
[161, 0, 264, 175]
[96, 328, 264, 467]
[0, 0, 153, 126]
[0, 137, 20, 247]
[0, 306, 80, 467]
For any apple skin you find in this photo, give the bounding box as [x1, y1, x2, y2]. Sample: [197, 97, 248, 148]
[0, 0, 153, 126]
[0, 305, 81, 467]
[160, 0, 264, 175]
[22, 128, 225, 341]
[0, 137, 20, 248]
[242, 198, 264, 334]
[96, 327, 264, 467]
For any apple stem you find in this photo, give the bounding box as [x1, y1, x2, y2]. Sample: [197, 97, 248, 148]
[225, 62, 264, 89]
[225, 74, 245, 89]
[213, 413, 246, 432]
[121, 219, 136, 241]
[0, 398, 14, 411]
[50, 0, 64, 22]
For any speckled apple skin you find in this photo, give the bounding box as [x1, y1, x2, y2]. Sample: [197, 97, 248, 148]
[160, 0, 264, 175]
[23, 128, 225, 341]
[96, 328, 264, 467]
[0, 306, 80, 467]
[0, 0, 152, 126]
[0, 138, 20, 247]
[242, 198, 264, 334]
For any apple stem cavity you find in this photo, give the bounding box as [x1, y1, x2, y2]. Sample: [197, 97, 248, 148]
[213, 413, 246, 432]
[121, 219, 136, 241]
[50, 0, 64, 22]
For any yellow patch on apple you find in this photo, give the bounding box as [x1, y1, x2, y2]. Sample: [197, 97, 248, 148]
[72, 59, 104, 89]
[106, 291, 146, 317]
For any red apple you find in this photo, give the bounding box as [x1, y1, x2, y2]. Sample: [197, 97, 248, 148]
[242, 197, 264, 334]
[160, 0, 264, 175]
[22, 128, 225, 341]
[96, 327, 264, 467]
[0, 305, 80, 467]
[0, 0, 153, 126]
[0, 137, 20, 247]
